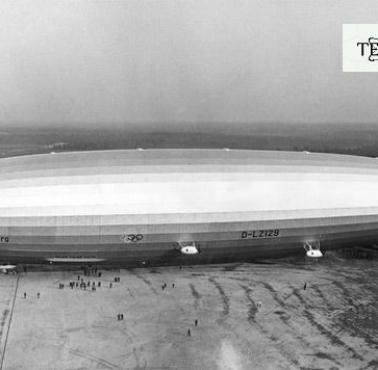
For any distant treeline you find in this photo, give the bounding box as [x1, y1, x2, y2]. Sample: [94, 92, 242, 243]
[0, 123, 377, 158]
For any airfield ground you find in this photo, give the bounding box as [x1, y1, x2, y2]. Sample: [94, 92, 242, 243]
[0, 253, 376, 370]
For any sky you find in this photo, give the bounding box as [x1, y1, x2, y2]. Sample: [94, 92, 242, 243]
[1, 0, 378, 129]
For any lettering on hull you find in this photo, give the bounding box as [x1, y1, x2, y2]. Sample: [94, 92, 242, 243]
[241, 229, 280, 239]
[0, 235, 9, 243]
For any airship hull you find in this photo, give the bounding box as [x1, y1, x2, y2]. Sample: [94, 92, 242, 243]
[0, 149, 378, 265]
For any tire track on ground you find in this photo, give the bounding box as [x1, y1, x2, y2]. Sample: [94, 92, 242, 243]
[69, 348, 123, 370]
[239, 285, 258, 324]
[259, 282, 343, 367]
[240, 285, 300, 369]
[222, 263, 243, 272]
[332, 281, 354, 306]
[358, 359, 378, 370]
[189, 284, 201, 310]
[210, 278, 301, 368]
[311, 285, 336, 311]
[0, 274, 19, 370]
[0, 308, 9, 338]
[117, 325, 144, 369]
[209, 278, 301, 368]
[208, 277, 229, 319]
[129, 270, 158, 295]
[291, 288, 363, 361]
[330, 281, 378, 348]
[261, 282, 311, 341]
[207, 279, 273, 367]
[228, 276, 251, 283]
[244, 282, 310, 368]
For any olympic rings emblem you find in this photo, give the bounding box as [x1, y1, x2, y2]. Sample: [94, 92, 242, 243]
[121, 234, 144, 243]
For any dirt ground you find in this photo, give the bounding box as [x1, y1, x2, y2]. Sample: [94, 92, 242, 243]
[0, 253, 376, 370]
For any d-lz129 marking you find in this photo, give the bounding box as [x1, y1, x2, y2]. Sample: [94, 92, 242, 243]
[241, 229, 280, 239]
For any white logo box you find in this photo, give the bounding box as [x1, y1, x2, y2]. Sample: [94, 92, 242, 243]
[343, 24, 378, 72]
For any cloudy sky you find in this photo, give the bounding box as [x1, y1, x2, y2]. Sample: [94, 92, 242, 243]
[0, 0, 377, 129]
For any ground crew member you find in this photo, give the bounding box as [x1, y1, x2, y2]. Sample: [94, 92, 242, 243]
[257, 301, 262, 309]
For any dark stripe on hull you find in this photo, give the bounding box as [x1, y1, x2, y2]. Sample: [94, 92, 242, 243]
[1, 228, 377, 266]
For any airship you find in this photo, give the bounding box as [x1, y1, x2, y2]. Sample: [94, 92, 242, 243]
[0, 148, 377, 267]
